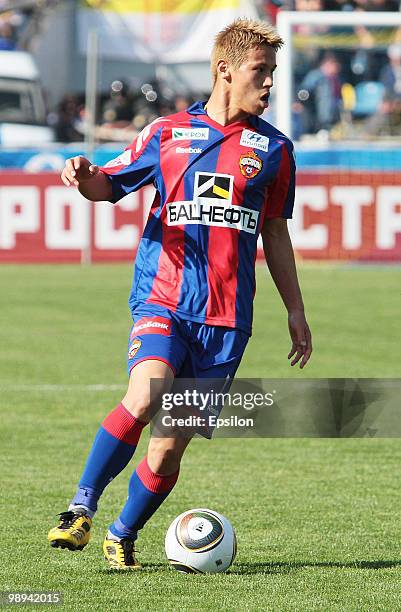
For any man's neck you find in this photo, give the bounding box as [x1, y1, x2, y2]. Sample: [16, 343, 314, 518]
[204, 90, 249, 126]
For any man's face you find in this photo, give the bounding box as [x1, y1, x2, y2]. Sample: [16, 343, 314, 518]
[229, 45, 277, 117]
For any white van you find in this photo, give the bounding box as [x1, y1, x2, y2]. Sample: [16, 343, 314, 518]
[0, 50, 54, 145]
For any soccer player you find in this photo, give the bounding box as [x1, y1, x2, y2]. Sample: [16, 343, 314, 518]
[48, 18, 312, 569]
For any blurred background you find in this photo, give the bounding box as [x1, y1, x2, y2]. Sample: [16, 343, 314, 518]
[0, 0, 400, 263]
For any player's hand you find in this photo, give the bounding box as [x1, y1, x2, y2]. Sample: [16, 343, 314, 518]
[61, 156, 99, 187]
[287, 309, 312, 369]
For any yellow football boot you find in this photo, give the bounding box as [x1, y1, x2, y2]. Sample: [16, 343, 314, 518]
[103, 536, 141, 570]
[48, 511, 92, 551]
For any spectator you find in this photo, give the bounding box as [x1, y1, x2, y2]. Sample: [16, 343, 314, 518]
[174, 95, 193, 112]
[55, 95, 84, 143]
[101, 80, 134, 127]
[298, 52, 343, 133]
[323, 0, 356, 8]
[260, 0, 288, 24]
[380, 43, 401, 101]
[363, 44, 401, 136]
[353, 0, 399, 9]
[295, 0, 323, 9]
[0, 20, 16, 50]
[292, 0, 330, 37]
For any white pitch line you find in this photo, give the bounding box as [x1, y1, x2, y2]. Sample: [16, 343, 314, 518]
[0, 384, 126, 392]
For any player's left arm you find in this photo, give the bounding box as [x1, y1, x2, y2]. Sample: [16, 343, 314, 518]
[261, 217, 312, 368]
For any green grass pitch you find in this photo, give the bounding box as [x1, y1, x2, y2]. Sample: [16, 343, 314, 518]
[0, 263, 400, 611]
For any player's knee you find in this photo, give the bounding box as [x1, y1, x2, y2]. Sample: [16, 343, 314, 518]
[147, 440, 184, 474]
[122, 361, 174, 420]
[121, 392, 151, 420]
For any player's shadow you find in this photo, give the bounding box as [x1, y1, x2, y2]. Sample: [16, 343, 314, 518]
[231, 559, 401, 575]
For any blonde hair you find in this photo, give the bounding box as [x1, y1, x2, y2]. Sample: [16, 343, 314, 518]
[211, 18, 284, 84]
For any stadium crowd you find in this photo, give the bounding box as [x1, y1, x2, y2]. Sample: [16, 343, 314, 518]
[50, 85, 199, 144]
[264, 0, 401, 139]
[0, 0, 400, 141]
[0, 2, 20, 49]
[0, 0, 62, 50]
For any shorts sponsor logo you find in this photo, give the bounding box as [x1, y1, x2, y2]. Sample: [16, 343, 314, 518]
[239, 151, 263, 179]
[128, 339, 142, 359]
[175, 146, 202, 154]
[172, 127, 209, 140]
[130, 317, 171, 338]
[104, 149, 132, 168]
[166, 171, 259, 234]
[240, 129, 269, 152]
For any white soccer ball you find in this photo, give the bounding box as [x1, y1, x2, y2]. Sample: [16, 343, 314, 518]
[165, 508, 237, 574]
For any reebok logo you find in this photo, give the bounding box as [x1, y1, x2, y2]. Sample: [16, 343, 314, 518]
[176, 146, 202, 154]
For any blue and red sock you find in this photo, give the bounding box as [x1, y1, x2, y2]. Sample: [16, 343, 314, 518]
[70, 403, 146, 514]
[109, 456, 179, 541]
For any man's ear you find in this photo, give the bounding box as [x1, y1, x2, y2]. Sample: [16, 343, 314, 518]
[216, 59, 231, 83]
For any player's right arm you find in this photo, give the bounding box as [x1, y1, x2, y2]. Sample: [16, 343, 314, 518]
[61, 118, 167, 202]
[61, 156, 113, 201]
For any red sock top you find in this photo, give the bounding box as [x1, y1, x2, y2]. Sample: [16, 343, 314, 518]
[136, 457, 179, 493]
[102, 403, 147, 446]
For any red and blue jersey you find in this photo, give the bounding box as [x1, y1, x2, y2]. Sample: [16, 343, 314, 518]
[101, 101, 295, 334]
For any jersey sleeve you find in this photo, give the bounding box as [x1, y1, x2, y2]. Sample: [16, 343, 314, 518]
[264, 140, 296, 220]
[99, 118, 167, 203]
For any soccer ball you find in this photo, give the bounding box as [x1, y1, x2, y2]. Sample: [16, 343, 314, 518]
[165, 508, 237, 574]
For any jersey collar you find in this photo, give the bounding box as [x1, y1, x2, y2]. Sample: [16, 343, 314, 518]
[186, 100, 253, 132]
[187, 101, 208, 115]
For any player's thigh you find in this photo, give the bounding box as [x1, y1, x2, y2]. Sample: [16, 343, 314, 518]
[122, 306, 188, 420]
[188, 325, 250, 438]
[121, 359, 175, 421]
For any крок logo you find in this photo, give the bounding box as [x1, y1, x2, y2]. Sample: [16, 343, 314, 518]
[172, 127, 209, 140]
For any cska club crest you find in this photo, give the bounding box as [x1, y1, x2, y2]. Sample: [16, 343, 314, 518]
[239, 151, 263, 179]
[128, 338, 142, 359]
